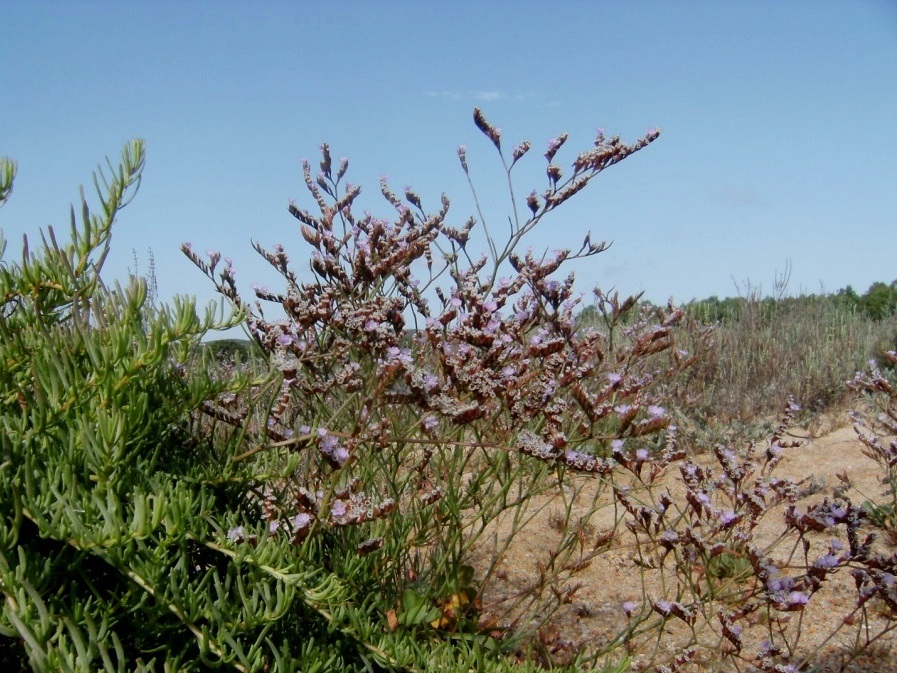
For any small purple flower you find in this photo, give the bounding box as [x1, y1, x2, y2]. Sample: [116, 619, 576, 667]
[386, 346, 412, 364]
[786, 591, 809, 608]
[653, 600, 672, 616]
[564, 449, 590, 463]
[422, 416, 438, 431]
[622, 601, 638, 617]
[719, 510, 740, 527]
[289, 513, 312, 530]
[636, 449, 649, 461]
[647, 405, 666, 418]
[364, 319, 379, 332]
[766, 575, 785, 593]
[331, 445, 350, 466]
[331, 500, 347, 518]
[483, 300, 498, 313]
[813, 554, 839, 570]
[227, 525, 245, 542]
[277, 334, 293, 346]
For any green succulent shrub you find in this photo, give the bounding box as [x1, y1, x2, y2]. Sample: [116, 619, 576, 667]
[0, 143, 296, 671]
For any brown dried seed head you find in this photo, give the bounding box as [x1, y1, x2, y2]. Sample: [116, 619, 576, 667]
[473, 107, 501, 149]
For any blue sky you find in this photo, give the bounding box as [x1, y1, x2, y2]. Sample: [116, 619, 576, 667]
[2, 1, 896, 316]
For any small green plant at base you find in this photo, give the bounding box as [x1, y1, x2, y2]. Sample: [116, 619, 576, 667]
[706, 551, 754, 583]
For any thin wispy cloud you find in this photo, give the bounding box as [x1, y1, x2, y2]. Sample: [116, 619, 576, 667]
[710, 185, 769, 208]
[425, 90, 463, 102]
[425, 89, 535, 103]
[474, 90, 505, 101]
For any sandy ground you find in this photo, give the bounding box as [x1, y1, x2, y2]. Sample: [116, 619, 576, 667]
[467, 419, 897, 672]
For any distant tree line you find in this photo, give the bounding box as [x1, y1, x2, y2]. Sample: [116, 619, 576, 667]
[678, 280, 897, 324]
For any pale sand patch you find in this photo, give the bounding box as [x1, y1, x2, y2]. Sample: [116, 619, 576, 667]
[466, 422, 897, 671]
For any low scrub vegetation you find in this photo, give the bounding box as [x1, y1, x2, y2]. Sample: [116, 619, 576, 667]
[1, 112, 895, 672]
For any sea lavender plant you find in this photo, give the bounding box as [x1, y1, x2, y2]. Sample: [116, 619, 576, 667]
[597, 397, 897, 672]
[184, 110, 705, 664]
[850, 351, 897, 539]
